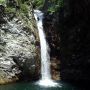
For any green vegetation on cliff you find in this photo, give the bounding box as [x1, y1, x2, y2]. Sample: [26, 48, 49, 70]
[32, 0, 63, 14]
[1, 0, 63, 15]
[0, 0, 6, 5]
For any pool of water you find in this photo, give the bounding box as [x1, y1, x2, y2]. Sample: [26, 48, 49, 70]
[0, 81, 78, 90]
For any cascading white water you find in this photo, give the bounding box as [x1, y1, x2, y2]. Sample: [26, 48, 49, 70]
[34, 10, 60, 87]
[34, 10, 51, 80]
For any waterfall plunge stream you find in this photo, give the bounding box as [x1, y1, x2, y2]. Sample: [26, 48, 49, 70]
[34, 10, 60, 87]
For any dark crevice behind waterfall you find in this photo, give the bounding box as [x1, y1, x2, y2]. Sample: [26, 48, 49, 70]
[59, 0, 90, 89]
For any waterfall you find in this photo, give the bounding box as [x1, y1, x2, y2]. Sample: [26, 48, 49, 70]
[34, 10, 51, 80]
[34, 10, 60, 87]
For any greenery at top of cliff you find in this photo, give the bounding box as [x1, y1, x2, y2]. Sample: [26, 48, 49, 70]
[1, 0, 63, 15]
[47, 0, 63, 13]
[3, 0, 29, 16]
[0, 0, 6, 5]
[32, 0, 44, 9]
[32, 0, 63, 14]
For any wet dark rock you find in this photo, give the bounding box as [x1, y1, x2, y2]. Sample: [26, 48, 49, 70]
[6, 0, 17, 8]
[43, 0, 90, 85]
[43, 12, 60, 58]
[51, 57, 60, 80]
[60, 0, 90, 84]
[43, 10, 61, 80]
[0, 5, 6, 24]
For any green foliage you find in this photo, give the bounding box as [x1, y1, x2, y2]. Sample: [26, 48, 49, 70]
[20, 4, 28, 15]
[17, 0, 29, 5]
[5, 0, 29, 16]
[16, 0, 30, 16]
[5, 7, 16, 13]
[32, 0, 44, 9]
[32, 0, 63, 14]
[47, 0, 63, 13]
[0, 0, 6, 5]
[0, 0, 5, 3]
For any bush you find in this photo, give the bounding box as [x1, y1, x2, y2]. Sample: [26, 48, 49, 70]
[32, 0, 44, 9]
[20, 4, 28, 15]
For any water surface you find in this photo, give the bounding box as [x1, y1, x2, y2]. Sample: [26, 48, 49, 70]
[0, 81, 78, 90]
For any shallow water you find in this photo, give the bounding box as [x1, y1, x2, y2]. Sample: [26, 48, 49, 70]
[0, 81, 78, 90]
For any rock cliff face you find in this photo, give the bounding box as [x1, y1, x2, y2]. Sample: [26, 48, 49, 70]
[0, 1, 40, 84]
[60, 0, 90, 83]
[43, 0, 90, 84]
[43, 12, 61, 80]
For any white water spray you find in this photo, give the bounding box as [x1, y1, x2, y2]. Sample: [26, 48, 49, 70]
[34, 10, 60, 87]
